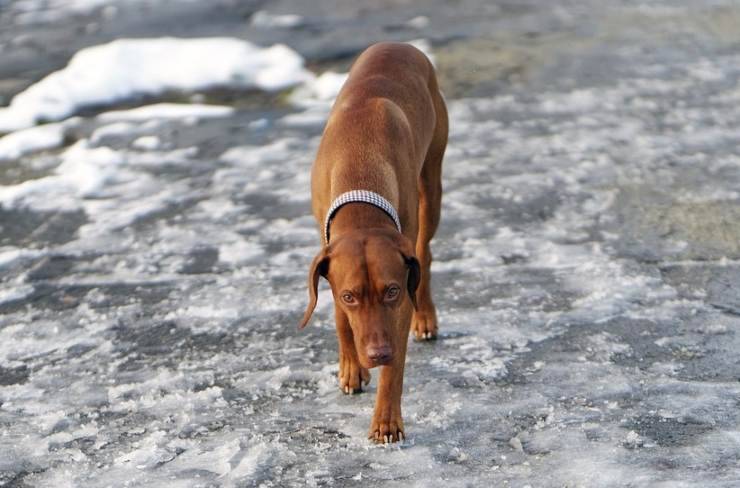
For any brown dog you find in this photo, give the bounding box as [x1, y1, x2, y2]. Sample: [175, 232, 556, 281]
[299, 42, 448, 443]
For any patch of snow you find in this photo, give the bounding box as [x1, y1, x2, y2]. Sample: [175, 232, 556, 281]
[0, 123, 66, 161]
[219, 138, 307, 168]
[508, 436, 524, 452]
[0, 138, 200, 244]
[250, 10, 304, 28]
[623, 430, 645, 449]
[0, 247, 45, 269]
[406, 16, 430, 29]
[278, 108, 331, 128]
[0, 140, 125, 210]
[540, 89, 601, 113]
[131, 135, 161, 150]
[90, 121, 139, 143]
[97, 103, 234, 122]
[0, 38, 310, 131]
[0, 280, 34, 304]
[224, 443, 273, 481]
[9, 0, 194, 25]
[290, 72, 349, 107]
[218, 239, 264, 265]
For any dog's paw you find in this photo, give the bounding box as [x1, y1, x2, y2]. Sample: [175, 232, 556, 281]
[338, 355, 370, 394]
[411, 309, 438, 341]
[368, 413, 405, 444]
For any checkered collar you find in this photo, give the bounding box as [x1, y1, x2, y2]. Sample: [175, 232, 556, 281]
[324, 190, 402, 244]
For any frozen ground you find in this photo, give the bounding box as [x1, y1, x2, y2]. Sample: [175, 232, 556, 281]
[2, 0, 740, 486]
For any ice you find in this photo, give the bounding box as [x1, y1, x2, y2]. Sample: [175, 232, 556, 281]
[0, 38, 310, 131]
[2, 2, 740, 486]
[0, 140, 125, 210]
[9, 0, 196, 25]
[0, 247, 44, 268]
[0, 280, 33, 305]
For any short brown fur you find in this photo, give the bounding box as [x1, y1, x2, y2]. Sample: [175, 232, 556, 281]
[300, 42, 448, 443]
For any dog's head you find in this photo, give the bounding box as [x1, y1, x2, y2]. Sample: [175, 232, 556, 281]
[299, 229, 420, 368]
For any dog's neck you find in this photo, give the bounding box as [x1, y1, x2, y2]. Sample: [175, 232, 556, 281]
[324, 190, 402, 244]
[327, 203, 399, 244]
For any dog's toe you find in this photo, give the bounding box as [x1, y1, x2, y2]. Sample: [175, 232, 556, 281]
[339, 355, 370, 394]
[369, 415, 405, 444]
[411, 310, 438, 342]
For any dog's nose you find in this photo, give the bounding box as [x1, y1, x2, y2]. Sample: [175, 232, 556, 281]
[367, 345, 393, 364]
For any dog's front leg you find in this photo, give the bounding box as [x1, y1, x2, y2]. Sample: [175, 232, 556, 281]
[335, 305, 370, 394]
[368, 333, 409, 443]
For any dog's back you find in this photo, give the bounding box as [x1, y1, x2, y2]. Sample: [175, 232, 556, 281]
[311, 43, 443, 225]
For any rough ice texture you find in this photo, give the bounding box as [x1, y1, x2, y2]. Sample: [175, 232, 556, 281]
[2, 2, 740, 487]
[8, 0, 198, 25]
[0, 37, 310, 132]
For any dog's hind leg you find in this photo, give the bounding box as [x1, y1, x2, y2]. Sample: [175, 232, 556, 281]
[411, 85, 448, 341]
[335, 305, 370, 394]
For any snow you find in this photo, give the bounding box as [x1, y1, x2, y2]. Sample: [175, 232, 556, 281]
[2, 2, 740, 486]
[131, 135, 161, 150]
[0, 138, 204, 249]
[406, 16, 430, 29]
[90, 121, 139, 143]
[9, 0, 194, 25]
[0, 140, 125, 209]
[97, 103, 234, 122]
[0, 38, 311, 132]
[218, 239, 264, 265]
[250, 10, 304, 29]
[0, 248, 44, 268]
[290, 71, 349, 107]
[0, 280, 34, 305]
[0, 122, 66, 161]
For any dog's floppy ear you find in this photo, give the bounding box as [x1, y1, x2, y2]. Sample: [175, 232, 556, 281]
[404, 255, 420, 310]
[299, 248, 330, 329]
[395, 235, 420, 310]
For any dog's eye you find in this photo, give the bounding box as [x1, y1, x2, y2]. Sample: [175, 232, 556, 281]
[341, 292, 356, 304]
[385, 286, 400, 301]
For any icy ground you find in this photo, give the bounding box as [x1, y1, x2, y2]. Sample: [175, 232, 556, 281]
[2, 0, 740, 486]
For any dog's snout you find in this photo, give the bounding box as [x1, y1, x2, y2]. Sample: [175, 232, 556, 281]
[366, 345, 393, 364]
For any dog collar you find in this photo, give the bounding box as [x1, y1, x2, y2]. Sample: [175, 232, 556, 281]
[324, 190, 402, 244]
